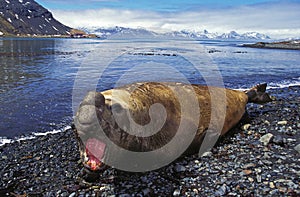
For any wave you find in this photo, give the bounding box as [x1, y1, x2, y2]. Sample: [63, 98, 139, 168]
[234, 77, 300, 91]
[0, 126, 71, 147]
[268, 77, 300, 89]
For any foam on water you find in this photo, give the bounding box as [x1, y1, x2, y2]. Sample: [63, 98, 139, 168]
[235, 77, 300, 91]
[268, 77, 300, 89]
[0, 126, 71, 147]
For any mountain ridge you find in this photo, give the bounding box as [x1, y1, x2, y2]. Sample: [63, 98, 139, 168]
[0, 0, 272, 40]
[79, 26, 271, 40]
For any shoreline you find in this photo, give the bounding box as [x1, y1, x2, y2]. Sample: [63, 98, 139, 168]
[1, 85, 299, 147]
[243, 40, 300, 50]
[0, 86, 299, 196]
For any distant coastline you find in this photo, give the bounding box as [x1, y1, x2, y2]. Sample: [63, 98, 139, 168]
[0, 29, 97, 39]
[243, 40, 300, 50]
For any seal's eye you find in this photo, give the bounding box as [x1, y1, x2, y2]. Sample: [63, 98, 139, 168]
[112, 104, 123, 114]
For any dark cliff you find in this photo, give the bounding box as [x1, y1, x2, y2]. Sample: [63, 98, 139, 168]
[0, 0, 71, 36]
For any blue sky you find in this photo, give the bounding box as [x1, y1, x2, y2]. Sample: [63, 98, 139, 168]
[36, 0, 277, 11]
[36, 0, 300, 39]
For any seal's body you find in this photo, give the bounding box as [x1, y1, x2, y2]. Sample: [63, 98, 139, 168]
[74, 82, 272, 172]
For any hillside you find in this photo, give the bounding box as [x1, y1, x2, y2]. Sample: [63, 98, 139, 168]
[0, 0, 71, 36]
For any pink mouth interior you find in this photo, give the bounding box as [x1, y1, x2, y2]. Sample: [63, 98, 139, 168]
[85, 138, 106, 170]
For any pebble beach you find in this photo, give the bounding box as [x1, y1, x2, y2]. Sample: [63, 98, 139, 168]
[0, 86, 299, 197]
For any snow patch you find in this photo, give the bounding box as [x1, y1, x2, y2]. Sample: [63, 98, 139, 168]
[52, 26, 58, 31]
[7, 18, 12, 23]
[28, 10, 32, 13]
[0, 31, 3, 36]
[15, 14, 19, 19]
[19, 0, 23, 3]
[5, 0, 10, 4]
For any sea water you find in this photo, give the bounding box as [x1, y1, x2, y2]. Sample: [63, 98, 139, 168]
[0, 37, 299, 144]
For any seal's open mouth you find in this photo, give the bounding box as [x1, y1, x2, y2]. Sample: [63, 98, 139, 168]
[84, 138, 106, 171]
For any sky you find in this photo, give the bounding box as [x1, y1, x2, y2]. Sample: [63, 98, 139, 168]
[35, 0, 300, 39]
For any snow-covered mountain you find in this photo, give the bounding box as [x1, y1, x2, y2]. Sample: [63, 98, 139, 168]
[163, 30, 270, 40]
[219, 31, 270, 40]
[0, 0, 71, 36]
[80, 26, 271, 40]
[79, 26, 158, 39]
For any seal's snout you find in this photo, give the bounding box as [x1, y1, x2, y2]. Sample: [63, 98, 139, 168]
[77, 91, 105, 124]
[73, 91, 108, 177]
[77, 105, 100, 125]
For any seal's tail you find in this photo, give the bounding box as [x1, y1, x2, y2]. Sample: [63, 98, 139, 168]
[245, 83, 273, 104]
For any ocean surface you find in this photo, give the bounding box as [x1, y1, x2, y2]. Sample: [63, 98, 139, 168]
[0, 37, 299, 144]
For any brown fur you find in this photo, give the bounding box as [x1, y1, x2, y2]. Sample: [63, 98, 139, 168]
[74, 82, 271, 171]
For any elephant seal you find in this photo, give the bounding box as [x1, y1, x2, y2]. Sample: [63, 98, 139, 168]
[73, 82, 272, 175]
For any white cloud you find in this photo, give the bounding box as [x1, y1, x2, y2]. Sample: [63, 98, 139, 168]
[52, 1, 300, 39]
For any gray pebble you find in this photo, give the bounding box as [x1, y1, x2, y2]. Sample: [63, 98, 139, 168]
[69, 193, 76, 197]
[174, 164, 186, 172]
[119, 194, 131, 197]
[272, 135, 284, 146]
[215, 185, 227, 196]
[294, 144, 300, 154]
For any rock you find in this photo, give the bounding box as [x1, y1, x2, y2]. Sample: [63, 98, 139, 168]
[260, 133, 274, 146]
[173, 189, 181, 196]
[294, 144, 300, 154]
[242, 163, 256, 169]
[241, 124, 251, 131]
[1, 156, 8, 160]
[192, 188, 199, 194]
[243, 40, 300, 50]
[69, 193, 76, 197]
[242, 170, 252, 175]
[286, 138, 297, 143]
[269, 182, 275, 189]
[262, 160, 273, 165]
[257, 175, 262, 183]
[215, 185, 227, 196]
[277, 121, 288, 125]
[201, 151, 213, 157]
[142, 188, 151, 196]
[272, 135, 285, 146]
[174, 165, 186, 172]
[119, 194, 131, 197]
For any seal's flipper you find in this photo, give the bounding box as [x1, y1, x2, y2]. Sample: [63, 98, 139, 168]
[245, 83, 273, 104]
